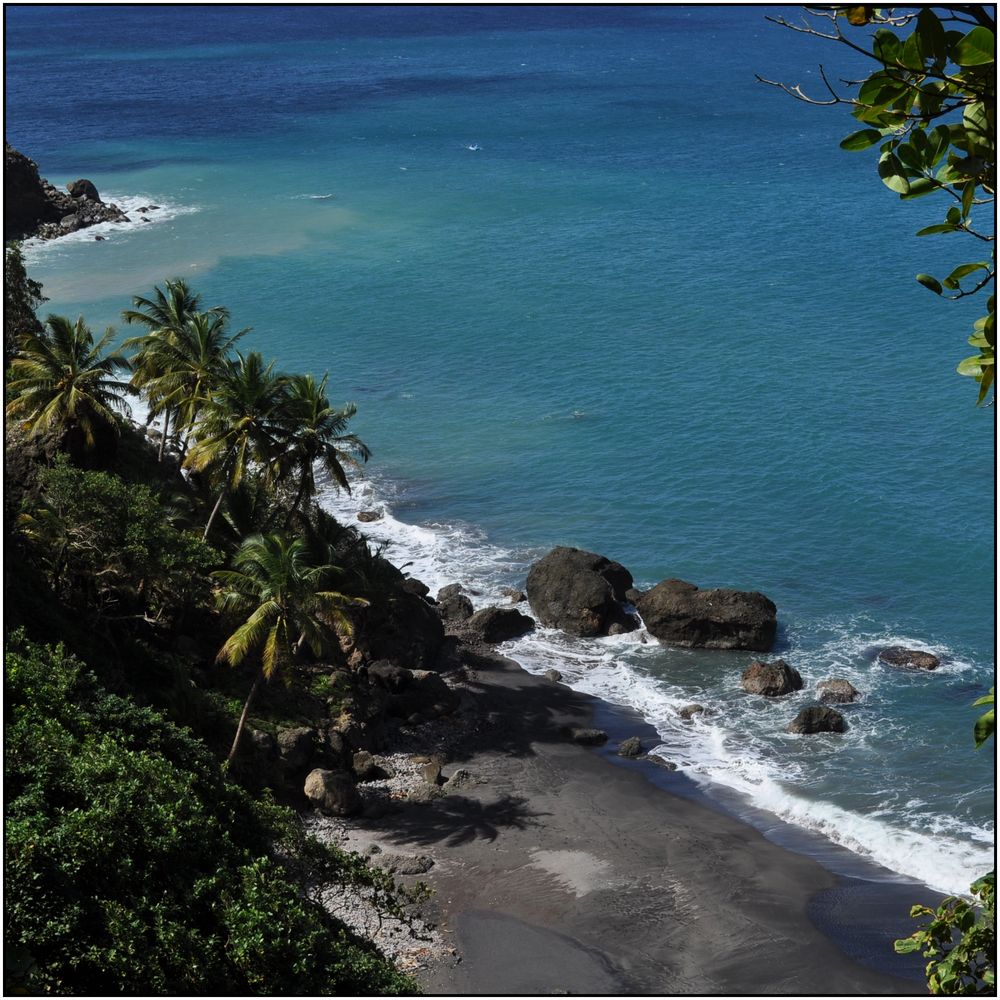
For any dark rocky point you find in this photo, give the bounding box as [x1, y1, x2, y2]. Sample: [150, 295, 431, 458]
[817, 678, 861, 704]
[438, 585, 474, 621]
[877, 646, 940, 671]
[465, 605, 535, 644]
[526, 546, 638, 637]
[787, 706, 847, 735]
[637, 579, 777, 651]
[741, 659, 803, 697]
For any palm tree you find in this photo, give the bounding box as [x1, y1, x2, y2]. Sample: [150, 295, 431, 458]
[6, 315, 131, 464]
[136, 311, 249, 460]
[184, 351, 289, 540]
[274, 373, 371, 522]
[122, 279, 227, 461]
[213, 532, 366, 766]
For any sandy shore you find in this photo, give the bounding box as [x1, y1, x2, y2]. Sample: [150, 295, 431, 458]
[311, 646, 932, 995]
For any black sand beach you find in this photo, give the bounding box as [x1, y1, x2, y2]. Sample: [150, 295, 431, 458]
[328, 648, 933, 995]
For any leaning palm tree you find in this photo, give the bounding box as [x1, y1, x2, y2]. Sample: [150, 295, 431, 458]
[137, 311, 249, 459]
[184, 351, 289, 540]
[122, 279, 227, 461]
[6, 315, 131, 463]
[273, 372, 371, 522]
[214, 532, 366, 766]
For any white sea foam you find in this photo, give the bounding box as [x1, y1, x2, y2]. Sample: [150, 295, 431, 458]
[317, 468, 999, 896]
[22, 193, 200, 256]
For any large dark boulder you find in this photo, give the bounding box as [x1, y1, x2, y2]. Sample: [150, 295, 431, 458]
[465, 605, 535, 644]
[637, 579, 776, 651]
[437, 585, 474, 621]
[741, 659, 802, 697]
[67, 178, 101, 202]
[355, 588, 445, 670]
[817, 678, 861, 704]
[787, 706, 847, 735]
[526, 546, 637, 637]
[877, 647, 940, 671]
[304, 769, 362, 816]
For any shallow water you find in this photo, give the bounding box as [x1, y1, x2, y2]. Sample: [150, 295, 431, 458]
[8, 4, 993, 895]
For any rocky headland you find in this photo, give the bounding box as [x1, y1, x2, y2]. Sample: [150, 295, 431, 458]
[5, 143, 129, 241]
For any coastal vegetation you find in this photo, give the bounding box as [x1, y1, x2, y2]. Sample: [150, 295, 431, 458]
[761, 7, 995, 993]
[3, 263, 423, 994]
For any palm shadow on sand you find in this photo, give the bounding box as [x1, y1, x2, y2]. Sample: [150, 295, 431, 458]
[382, 793, 548, 848]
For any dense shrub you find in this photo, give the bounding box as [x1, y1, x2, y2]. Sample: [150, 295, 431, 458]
[4, 633, 416, 995]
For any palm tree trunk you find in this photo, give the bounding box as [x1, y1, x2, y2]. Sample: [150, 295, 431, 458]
[227, 667, 263, 767]
[157, 408, 170, 462]
[203, 487, 227, 541]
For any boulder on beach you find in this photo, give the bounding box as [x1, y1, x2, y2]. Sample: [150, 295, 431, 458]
[304, 768, 362, 816]
[877, 647, 940, 671]
[437, 584, 474, 622]
[465, 605, 535, 644]
[526, 546, 638, 637]
[563, 726, 609, 746]
[817, 678, 861, 704]
[637, 579, 776, 651]
[618, 736, 643, 757]
[741, 660, 803, 697]
[786, 706, 847, 735]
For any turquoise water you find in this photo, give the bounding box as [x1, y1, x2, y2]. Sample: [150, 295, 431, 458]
[7, 5, 994, 894]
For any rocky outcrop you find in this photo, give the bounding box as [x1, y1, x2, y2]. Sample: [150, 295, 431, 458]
[817, 679, 861, 704]
[354, 586, 444, 670]
[304, 768, 362, 815]
[465, 606, 535, 644]
[5, 144, 129, 241]
[526, 546, 638, 637]
[786, 706, 847, 735]
[437, 584, 474, 622]
[370, 665, 458, 722]
[877, 647, 940, 671]
[637, 579, 776, 651]
[741, 659, 803, 697]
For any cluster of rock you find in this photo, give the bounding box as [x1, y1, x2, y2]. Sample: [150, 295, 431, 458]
[525, 545, 777, 650]
[5, 143, 129, 241]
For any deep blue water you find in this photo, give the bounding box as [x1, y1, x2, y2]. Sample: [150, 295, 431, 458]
[7, 4, 994, 894]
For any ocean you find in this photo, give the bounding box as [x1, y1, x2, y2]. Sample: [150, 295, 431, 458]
[7, 4, 994, 896]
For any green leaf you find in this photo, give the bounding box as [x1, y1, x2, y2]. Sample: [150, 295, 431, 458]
[894, 937, 922, 954]
[873, 29, 902, 64]
[900, 30, 926, 70]
[916, 223, 958, 236]
[962, 181, 976, 219]
[973, 708, 995, 748]
[916, 8, 948, 62]
[957, 355, 985, 376]
[878, 152, 910, 193]
[840, 128, 883, 151]
[900, 177, 937, 199]
[895, 142, 927, 171]
[916, 273, 943, 294]
[951, 27, 995, 67]
[946, 206, 962, 225]
[946, 262, 990, 284]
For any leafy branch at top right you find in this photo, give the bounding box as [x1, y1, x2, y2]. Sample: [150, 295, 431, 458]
[758, 6, 996, 404]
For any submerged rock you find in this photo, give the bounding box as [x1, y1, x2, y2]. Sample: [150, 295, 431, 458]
[786, 706, 847, 735]
[526, 546, 638, 637]
[817, 678, 861, 704]
[741, 660, 803, 697]
[638, 579, 777, 651]
[877, 647, 940, 671]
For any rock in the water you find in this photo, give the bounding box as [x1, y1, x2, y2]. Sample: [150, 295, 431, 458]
[618, 736, 643, 757]
[438, 591, 474, 622]
[503, 588, 527, 604]
[67, 178, 101, 201]
[678, 704, 706, 720]
[877, 647, 940, 671]
[304, 769, 362, 816]
[741, 659, 803, 697]
[564, 726, 609, 746]
[647, 755, 678, 771]
[357, 509, 383, 522]
[465, 605, 535, 643]
[787, 706, 847, 734]
[526, 546, 637, 637]
[817, 679, 861, 704]
[637, 579, 777, 651]
[545, 669, 563, 683]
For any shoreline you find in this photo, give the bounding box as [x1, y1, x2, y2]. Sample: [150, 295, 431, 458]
[311, 643, 931, 995]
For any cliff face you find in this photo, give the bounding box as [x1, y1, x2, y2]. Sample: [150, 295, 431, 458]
[5, 143, 128, 241]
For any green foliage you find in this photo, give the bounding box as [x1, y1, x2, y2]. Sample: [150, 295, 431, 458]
[20, 456, 218, 623]
[893, 686, 996, 994]
[4, 632, 416, 995]
[4, 241, 46, 367]
[762, 7, 996, 402]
